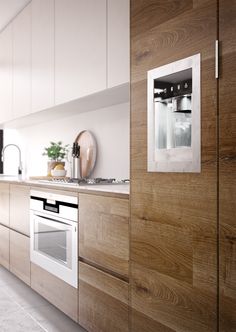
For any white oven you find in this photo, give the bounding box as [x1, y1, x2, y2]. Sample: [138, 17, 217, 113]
[30, 190, 78, 288]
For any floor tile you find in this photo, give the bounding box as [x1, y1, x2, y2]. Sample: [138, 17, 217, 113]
[0, 267, 86, 332]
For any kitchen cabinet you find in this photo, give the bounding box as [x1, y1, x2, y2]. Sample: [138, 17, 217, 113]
[9, 184, 30, 236]
[79, 261, 129, 332]
[55, 0, 106, 105]
[31, 263, 78, 322]
[12, 3, 31, 118]
[107, 0, 130, 88]
[10, 230, 30, 285]
[0, 183, 10, 227]
[79, 193, 129, 278]
[0, 225, 10, 270]
[0, 25, 13, 123]
[31, 0, 54, 112]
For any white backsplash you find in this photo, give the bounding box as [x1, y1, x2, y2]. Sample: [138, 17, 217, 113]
[3, 102, 130, 179]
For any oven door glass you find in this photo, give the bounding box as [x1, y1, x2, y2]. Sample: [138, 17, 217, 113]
[33, 215, 72, 268]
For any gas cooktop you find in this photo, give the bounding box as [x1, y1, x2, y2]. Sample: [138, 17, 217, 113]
[38, 178, 130, 186]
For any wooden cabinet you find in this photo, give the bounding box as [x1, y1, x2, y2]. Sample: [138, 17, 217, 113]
[79, 262, 129, 332]
[55, 0, 106, 105]
[0, 225, 10, 270]
[130, 1, 218, 331]
[0, 25, 12, 123]
[9, 184, 30, 236]
[12, 3, 31, 118]
[79, 193, 129, 278]
[31, 263, 77, 322]
[219, 1, 236, 331]
[0, 183, 10, 227]
[107, 0, 130, 88]
[9, 230, 30, 285]
[31, 0, 54, 112]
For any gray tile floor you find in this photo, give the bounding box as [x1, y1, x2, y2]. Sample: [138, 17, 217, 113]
[0, 266, 86, 332]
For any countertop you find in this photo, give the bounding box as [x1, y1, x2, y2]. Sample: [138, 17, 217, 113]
[0, 177, 130, 199]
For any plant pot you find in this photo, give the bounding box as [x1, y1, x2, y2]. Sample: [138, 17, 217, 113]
[47, 161, 65, 177]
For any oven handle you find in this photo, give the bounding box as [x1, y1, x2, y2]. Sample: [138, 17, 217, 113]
[34, 213, 74, 228]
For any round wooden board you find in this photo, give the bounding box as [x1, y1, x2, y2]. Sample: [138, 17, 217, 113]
[74, 130, 97, 178]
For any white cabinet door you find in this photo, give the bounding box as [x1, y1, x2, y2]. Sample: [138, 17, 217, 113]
[55, 0, 106, 105]
[107, 0, 130, 88]
[0, 25, 13, 123]
[32, 0, 54, 113]
[12, 3, 31, 118]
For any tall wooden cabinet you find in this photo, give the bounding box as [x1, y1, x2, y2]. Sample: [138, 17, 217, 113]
[219, 0, 236, 331]
[130, 1, 236, 331]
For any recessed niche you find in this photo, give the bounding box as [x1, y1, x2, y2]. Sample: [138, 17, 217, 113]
[147, 54, 201, 172]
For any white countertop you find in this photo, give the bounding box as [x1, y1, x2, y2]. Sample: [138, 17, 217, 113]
[0, 176, 130, 197]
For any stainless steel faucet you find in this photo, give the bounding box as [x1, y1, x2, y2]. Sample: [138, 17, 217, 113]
[1, 144, 23, 175]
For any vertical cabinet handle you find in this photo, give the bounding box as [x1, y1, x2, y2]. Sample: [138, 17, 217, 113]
[215, 40, 219, 79]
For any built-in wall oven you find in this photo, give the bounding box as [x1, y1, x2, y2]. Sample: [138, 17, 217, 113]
[30, 190, 78, 288]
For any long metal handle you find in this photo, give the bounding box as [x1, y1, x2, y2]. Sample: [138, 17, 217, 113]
[215, 40, 219, 79]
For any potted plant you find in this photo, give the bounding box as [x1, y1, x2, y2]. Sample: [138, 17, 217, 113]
[42, 141, 69, 176]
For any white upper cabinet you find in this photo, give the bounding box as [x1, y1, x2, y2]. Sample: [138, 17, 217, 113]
[55, 0, 107, 105]
[0, 25, 12, 123]
[12, 3, 31, 118]
[107, 0, 130, 88]
[31, 0, 54, 113]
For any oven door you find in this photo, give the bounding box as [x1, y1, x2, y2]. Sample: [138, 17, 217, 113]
[30, 211, 78, 288]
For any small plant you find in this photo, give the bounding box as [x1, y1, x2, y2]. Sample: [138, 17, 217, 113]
[42, 141, 69, 161]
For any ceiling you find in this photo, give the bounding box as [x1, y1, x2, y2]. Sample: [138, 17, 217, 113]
[0, 0, 31, 32]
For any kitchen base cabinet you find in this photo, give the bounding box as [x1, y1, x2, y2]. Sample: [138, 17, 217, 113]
[0, 225, 10, 270]
[10, 184, 30, 236]
[0, 183, 10, 227]
[79, 262, 129, 332]
[31, 263, 77, 322]
[79, 193, 129, 278]
[10, 230, 30, 285]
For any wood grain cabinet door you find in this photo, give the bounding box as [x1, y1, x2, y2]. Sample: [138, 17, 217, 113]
[79, 193, 129, 278]
[130, 1, 218, 331]
[0, 224, 10, 270]
[0, 183, 10, 227]
[79, 262, 129, 332]
[9, 230, 30, 285]
[9, 184, 30, 236]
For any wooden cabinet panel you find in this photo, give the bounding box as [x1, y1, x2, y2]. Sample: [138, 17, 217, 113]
[0, 183, 10, 227]
[10, 184, 30, 236]
[0, 25, 12, 123]
[55, 0, 106, 105]
[31, 263, 77, 322]
[107, 0, 130, 87]
[31, 0, 54, 112]
[79, 262, 128, 332]
[0, 225, 10, 270]
[12, 3, 31, 118]
[10, 230, 30, 285]
[219, 0, 236, 331]
[130, 1, 217, 331]
[79, 193, 129, 278]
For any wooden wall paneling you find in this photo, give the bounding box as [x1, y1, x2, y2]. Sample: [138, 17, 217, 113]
[79, 262, 129, 332]
[219, 0, 236, 331]
[79, 193, 129, 278]
[130, 1, 218, 331]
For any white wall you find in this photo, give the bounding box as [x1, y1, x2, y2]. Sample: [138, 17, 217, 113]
[3, 102, 130, 179]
